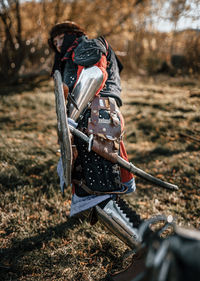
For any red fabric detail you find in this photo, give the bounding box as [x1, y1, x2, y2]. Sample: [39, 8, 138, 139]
[71, 51, 75, 62]
[61, 57, 70, 61]
[71, 53, 108, 96]
[61, 39, 79, 61]
[118, 110, 133, 182]
[72, 183, 75, 194]
[103, 38, 109, 55]
[94, 54, 108, 95]
[120, 140, 134, 183]
[67, 39, 79, 53]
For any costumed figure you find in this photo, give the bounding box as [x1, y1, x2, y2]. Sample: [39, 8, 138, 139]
[49, 21, 142, 248]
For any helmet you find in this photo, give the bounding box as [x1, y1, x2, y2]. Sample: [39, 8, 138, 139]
[48, 21, 85, 50]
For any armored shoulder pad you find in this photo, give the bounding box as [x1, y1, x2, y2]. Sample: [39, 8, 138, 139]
[74, 36, 107, 66]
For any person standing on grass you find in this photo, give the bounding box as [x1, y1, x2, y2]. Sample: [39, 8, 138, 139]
[48, 21, 141, 241]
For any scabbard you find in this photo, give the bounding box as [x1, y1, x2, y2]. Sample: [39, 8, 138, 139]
[68, 125, 179, 191]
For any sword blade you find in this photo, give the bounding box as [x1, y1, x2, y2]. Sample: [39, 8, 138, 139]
[68, 124, 179, 191]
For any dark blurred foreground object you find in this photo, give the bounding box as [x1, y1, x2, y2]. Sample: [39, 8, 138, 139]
[106, 216, 200, 281]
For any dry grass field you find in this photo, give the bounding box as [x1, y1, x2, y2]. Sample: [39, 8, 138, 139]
[0, 74, 200, 280]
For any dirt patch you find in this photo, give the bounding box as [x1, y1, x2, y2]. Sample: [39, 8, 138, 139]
[0, 75, 200, 280]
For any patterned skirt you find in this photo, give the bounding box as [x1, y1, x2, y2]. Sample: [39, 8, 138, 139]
[72, 108, 122, 197]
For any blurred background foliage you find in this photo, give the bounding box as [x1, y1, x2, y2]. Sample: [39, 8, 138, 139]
[0, 0, 200, 85]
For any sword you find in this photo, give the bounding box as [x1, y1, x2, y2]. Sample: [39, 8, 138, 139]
[69, 124, 179, 191]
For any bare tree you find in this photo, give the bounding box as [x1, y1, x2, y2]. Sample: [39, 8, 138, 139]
[0, 0, 26, 83]
[0, 0, 199, 84]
